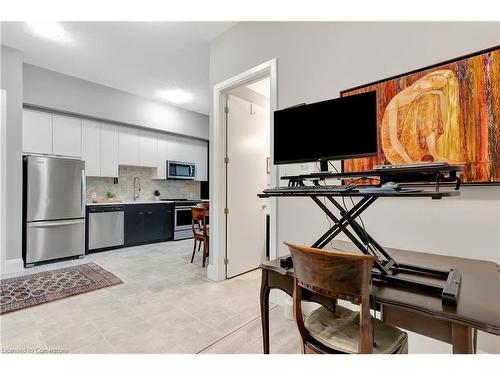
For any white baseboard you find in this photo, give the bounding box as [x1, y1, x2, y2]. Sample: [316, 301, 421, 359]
[1, 258, 24, 276]
[206, 263, 224, 281]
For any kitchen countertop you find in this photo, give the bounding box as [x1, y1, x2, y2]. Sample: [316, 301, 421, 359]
[86, 200, 176, 206]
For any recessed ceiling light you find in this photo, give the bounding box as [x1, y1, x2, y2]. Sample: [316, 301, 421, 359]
[156, 89, 193, 104]
[25, 22, 72, 43]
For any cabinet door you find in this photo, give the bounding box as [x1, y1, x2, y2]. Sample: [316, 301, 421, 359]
[152, 133, 167, 179]
[144, 204, 168, 242]
[124, 205, 145, 246]
[139, 129, 158, 167]
[23, 109, 53, 154]
[81, 120, 101, 176]
[52, 114, 82, 157]
[119, 126, 139, 166]
[193, 140, 208, 181]
[100, 123, 119, 177]
[165, 134, 188, 162]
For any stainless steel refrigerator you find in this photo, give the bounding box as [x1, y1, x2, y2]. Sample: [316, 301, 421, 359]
[23, 155, 86, 266]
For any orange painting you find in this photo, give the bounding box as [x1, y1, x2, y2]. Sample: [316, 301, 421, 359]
[342, 47, 500, 184]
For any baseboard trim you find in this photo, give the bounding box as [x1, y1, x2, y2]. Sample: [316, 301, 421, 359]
[207, 263, 224, 281]
[1, 258, 24, 276]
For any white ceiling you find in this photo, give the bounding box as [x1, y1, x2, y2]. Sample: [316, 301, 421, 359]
[0, 22, 235, 114]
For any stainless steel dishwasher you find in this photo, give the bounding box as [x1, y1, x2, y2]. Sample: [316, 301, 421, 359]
[88, 205, 124, 252]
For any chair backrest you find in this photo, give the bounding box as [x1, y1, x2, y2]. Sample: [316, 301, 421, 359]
[191, 207, 208, 236]
[197, 202, 209, 209]
[285, 242, 377, 353]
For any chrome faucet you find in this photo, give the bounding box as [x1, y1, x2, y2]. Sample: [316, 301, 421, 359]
[133, 177, 141, 201]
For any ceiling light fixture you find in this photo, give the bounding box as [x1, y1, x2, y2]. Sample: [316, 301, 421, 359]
[156, 88, 193, 104]
[25, 21, 72, 43]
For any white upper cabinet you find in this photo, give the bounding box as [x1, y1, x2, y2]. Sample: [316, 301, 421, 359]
[81, 120, 101, 176]
[192, 139, 208, 181]
[165, 134, 184, 162]
[52, 114, 82, 157]
[22, 109, 206, 181]
[100, 123, 119, 177]
[166, 135, 208, 181]
[119, 126, 139, 166]
[139, 129, 158, 167]
[23, 109, 53, 155]
[152, 133, 167, 179]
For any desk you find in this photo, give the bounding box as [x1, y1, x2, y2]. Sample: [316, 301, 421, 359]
[260, 242, 500, 354]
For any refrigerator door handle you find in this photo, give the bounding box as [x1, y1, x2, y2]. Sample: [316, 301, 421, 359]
[28, 219, 85, 228]
[81, 168, 86, 216]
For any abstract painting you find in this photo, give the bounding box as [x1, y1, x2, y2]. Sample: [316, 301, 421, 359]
[341, 46, 500, 184]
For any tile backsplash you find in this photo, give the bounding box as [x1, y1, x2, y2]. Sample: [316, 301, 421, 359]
[86, 165, 200, 202]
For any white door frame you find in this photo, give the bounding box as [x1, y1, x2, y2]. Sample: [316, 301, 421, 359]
[208, 59, 278, 281]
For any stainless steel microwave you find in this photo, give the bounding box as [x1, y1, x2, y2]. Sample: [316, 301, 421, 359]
[167, 160, 196, 180]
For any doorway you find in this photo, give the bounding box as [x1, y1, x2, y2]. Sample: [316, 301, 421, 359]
[209, 59, 277, 282]
[225, 78, 270, 278]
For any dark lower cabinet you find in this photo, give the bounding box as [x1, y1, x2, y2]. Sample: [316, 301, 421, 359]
[144, 204, 170, 242]
[124, 204, 145, 245]
[124, 203, 173, 246]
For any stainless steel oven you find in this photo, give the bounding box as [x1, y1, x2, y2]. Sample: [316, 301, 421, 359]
[173, 200, 201, 240]
[167, 161, 196, 180]
[174, 206, 194, 240]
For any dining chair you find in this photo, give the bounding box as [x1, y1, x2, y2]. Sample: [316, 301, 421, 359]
[197, 202, 209, 209]
[285, 242, 408, 354]
[191, 206, 209, 267]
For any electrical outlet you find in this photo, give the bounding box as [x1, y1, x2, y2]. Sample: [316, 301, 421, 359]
[300, 164, 308, 171]
[91, 191, 97, 199]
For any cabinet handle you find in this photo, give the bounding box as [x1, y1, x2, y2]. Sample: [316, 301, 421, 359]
[138, 212, 144, 216]
[147, 211, 153, 214]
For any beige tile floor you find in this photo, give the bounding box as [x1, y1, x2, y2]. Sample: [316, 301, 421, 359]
[0, 240, 301, 354]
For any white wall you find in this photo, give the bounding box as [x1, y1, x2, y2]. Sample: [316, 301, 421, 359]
[0, 45, 23, 271]
[210, 21, 500, 260]
[210, 22, 500, 353]
[24, 64, 209, 140]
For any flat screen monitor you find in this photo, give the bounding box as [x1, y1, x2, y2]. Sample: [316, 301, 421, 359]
[273, 91, 377, 164]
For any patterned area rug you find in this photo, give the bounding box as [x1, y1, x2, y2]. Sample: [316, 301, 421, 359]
[0, 263, 123, 314]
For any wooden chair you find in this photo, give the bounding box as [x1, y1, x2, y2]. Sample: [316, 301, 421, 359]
[197, 202, 209, 209]
[285, 242, 408, 354]
[191, 207, 209, 267]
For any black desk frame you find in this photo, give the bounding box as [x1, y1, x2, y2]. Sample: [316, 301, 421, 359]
[260, 166, 464, 304]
